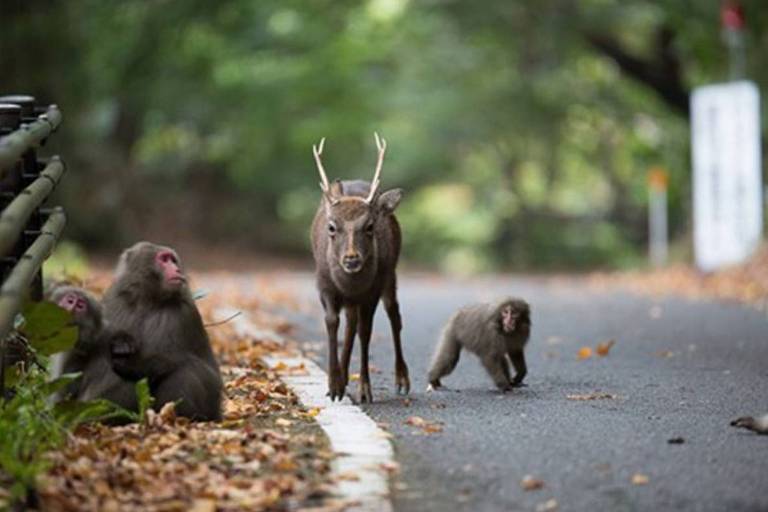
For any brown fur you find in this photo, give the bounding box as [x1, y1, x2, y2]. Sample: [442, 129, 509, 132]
[47, 285, 104, 400]
[92, 242, 223, 421]
[311, 179, 408, 402]
[428, 298, 531, 391]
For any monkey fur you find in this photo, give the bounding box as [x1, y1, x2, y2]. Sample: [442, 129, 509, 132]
[427, 298, 531, 392]
[97, 241, 223, 421]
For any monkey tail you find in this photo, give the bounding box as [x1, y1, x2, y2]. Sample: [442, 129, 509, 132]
[427, 323, 462, 386]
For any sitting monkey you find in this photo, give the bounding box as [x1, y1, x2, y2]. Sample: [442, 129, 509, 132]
[427, 298, 531, 392]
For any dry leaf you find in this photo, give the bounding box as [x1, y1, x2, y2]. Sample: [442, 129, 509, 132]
[577, 347, 593, 360]
[521, 475, 544, 491]
[567, 392, 618, 401]
[632, 473, 650, 485]
[596, 339, 615, 356]
[535, 498, 558, 512]
[190, 499, 217, 512]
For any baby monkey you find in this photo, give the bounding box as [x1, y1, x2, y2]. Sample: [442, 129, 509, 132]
[427, 298, 531, 392]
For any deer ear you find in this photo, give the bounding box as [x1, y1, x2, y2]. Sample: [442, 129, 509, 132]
[376, 188, 403, 214]
[328, 180, 343, 198]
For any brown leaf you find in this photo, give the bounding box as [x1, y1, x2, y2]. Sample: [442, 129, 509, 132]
[595, 339, 615, 356]
[521, 475, 544, 491]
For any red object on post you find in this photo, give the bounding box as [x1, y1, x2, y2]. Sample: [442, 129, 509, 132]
[721, 1, 745, 31]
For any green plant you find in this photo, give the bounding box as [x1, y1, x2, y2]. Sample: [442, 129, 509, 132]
[0, 302, 146, 506]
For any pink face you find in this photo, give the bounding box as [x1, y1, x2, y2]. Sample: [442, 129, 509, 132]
[501, 305, 517, 333]
[58, 292, 88, 316]
[156, 250, 185, 288]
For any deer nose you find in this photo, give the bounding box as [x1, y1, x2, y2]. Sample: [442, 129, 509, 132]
[342, 254, 363, 273]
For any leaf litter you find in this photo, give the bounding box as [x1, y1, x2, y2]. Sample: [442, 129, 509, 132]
[36, 272, 345, 512]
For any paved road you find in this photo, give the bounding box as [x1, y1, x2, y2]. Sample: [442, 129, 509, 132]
[253, 273, 768, 511]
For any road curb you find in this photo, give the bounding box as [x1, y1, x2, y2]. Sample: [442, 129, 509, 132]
[218, 308, 395, 512]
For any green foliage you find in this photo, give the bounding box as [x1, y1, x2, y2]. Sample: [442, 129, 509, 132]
[2, 1, 766, 270]
[135, 379, 154, 424]
[0, 304, 144, 504]
[19, 302, 78, 357]
[0, 368, 130, 505]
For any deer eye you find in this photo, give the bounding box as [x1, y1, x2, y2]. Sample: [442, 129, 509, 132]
[365, 222, 374, 235]
[327, 223, 337, 236]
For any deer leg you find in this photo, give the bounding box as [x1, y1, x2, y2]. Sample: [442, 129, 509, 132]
[340, 305, 358, 387]
[321, 293, 344, 401]
[383, 279, 409, 395]
[356, 302, 377, 403]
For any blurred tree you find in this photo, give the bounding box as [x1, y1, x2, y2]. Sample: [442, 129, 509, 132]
[1, 0, 765, 270]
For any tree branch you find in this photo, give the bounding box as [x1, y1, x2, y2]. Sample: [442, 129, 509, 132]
[585, 26, 690, 117]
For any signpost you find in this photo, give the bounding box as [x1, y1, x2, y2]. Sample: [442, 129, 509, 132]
[691, 81, 762, 272]
[648, 167, 668, 267]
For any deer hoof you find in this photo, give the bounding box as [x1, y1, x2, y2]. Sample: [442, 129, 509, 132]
[358, 382, 373, 403]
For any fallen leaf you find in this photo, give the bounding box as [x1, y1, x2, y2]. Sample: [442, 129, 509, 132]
[577, 347, 593, 360]
[656, 350, 675, 358]
[521, 475, 544, 491]
[667, 437, 685, 444]
[631, 473, 650, 485]
[405, 416, 443, 434]
[190, 499, 217, 512]
[535, 498, 558, 512]
[567, 392, 618, 401]
[596, 339, 615, 356]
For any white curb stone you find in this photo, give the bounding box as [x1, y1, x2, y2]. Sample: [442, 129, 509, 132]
[217, 308, 395, 512]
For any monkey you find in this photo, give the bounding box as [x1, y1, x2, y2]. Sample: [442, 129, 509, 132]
[730, 415, 768, 435]
[47, 285, 105, 400]
[94, 241, 223, 421]
[427, 298, 531, 392]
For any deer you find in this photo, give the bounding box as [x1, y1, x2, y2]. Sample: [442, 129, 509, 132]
[310, 133, 409, 403]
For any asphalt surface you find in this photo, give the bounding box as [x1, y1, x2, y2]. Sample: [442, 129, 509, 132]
[266, 273, 768, 512]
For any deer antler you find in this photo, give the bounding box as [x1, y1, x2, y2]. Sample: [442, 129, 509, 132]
[312, 137, 331, 194]
[365, 132, 387, 203]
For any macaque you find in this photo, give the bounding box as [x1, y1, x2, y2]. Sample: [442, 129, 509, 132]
[98, 241, 223, 421]
[731, 415, 768, 435]
[427, 298, 531, 392]
[47, 285, 104, 399]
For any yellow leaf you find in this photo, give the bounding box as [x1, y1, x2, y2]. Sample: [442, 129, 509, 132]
[632, 473, 650, 485]
[577, 347, 593, 360]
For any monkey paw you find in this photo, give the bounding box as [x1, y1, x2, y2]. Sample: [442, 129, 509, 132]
[358, 381, 373, 403]
[109, 331, 137, 357]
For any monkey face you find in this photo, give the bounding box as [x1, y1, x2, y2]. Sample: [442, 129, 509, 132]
[498, 299, 530, 334]
[117, 241, 189, 300]
[324, 189, 402, 274]
[155, 249, 186, 291]
[49, 285, 103, 339]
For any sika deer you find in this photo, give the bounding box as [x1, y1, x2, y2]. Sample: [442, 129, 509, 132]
[310, 133, 409, 403]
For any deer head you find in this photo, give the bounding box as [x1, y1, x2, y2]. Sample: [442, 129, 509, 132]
[312, 133, 402, 274]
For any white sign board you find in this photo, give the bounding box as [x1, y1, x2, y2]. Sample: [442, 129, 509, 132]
[691, 81, 763, 272]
